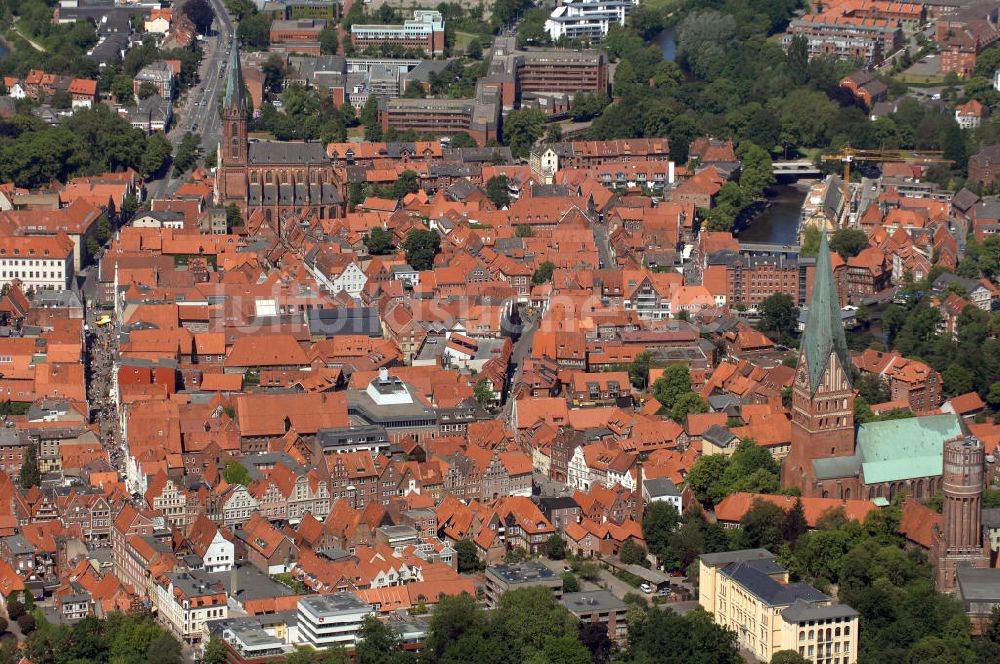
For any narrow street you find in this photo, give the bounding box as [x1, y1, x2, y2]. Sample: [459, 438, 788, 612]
[501, 305, 539, 419]
[593, 219, 611, 269]
[86, 315, 123, 466]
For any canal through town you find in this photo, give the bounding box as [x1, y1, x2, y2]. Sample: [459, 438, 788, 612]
[735, 183, 811, 245]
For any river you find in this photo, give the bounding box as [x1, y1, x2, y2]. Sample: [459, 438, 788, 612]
[0, 41, 7, 61]
[653, 28, 675, 62]
[735, 183, 810, 245]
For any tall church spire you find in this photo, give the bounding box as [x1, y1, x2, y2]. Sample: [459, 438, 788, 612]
[801, 230, 851, 394]
[223, 46, 245, 111]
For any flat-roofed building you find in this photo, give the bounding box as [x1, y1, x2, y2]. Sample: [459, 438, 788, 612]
[295, 593, 374, 648]
[352, 10, 445, 56]
[379, 93, 500, 145]
[561, 590, 628, 642]
[484, 561, 563, 608]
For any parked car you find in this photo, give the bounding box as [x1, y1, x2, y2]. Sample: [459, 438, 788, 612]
[640, 583, 654, 594]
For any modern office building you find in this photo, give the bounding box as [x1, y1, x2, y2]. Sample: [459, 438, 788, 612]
[544, 0, 638, 42]
[295, 593, 374, 648]
[352, 10, 446, 56]
[484, 561, 563, 608]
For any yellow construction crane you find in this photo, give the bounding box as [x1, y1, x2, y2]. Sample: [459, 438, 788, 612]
[819, 148, 952, 227]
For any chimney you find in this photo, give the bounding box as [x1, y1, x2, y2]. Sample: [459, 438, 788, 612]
[634, 460, 644, 524]
[378, 367, 389, 383]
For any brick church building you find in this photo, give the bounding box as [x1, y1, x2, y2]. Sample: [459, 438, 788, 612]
[214, 48, 345, 224]
[781, 232, 963, 501]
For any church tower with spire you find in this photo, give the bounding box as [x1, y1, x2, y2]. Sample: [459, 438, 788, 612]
[216, 46, 248, 205]
[781, 231, 856, 497]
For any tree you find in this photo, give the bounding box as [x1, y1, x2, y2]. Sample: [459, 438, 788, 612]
[424, 593, 488, 662]
[492, 586, 578, 661]
[515, 224, 534, 237]
[137, 80, 159, 100]
[532, 635, 592, 664]
[627, 351, 653, 389]
[578, 621, 613, 664]
[474, 378, 493, 409]
[545, 123, 563, 143]
[237, 12, 271, 50]
[402, 228, 441, 270]
[758, 293, 799, 344]
[785, 35, 810, 86]
[360, 96, 380, 129]
[619, 537, 647, 565]
[5, 601, 23, 621]
[319, 26, 339, 55]
[455, 539, 480, 573]
[183, 0, 215, 34]
[503, 108, 546, 158]
[738, 499, 785, 551]
[781, 498, 808, 548]
[402, 80, 426, 98]
[466, 39, 483, 60]
[771, 650, 811, 664]
[829, 228, 869, 260]
[226, 204, 243, 228]
[624, 606, 741, 663]
[172, 132, 202, 177]
[561, 571, 580, 593]
[800, 225, 821, 258]
[486, 175, 511, 209]
[16, 614, 36, 635]
[392, 170, 420, 200]
[203, 636, 228, 664]
[355, 615, 412, 664]
[365, 227, 395, 255]
[943, 363, 974, 396]
[449, 132, 478, 148]
[670, 391, 708, 423]
[642, 502, 680, 561]
[651, 364, 692, 410]
[19, 443, 40, 489]
[545, 534, 566, 560]
[140, 132, 172, 178]
[532, 261, 555, 285]
[111, 75, 135, 104]
[261, 54, 286, 92]
[222, 461, 251, 485]
[146, 634, 182, 664]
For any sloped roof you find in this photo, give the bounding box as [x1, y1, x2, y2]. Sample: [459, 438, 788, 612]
[801, 231, 851, 394]
[858, 414, 963, 484]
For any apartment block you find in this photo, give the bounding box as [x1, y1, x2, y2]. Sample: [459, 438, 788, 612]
[379, 93, 499, 145]
[783, 14, 902, 62]
[352, 10, 445, 56]
[703, 250, 815, 308]
[699, 549, 860, 664]
[295, 593, 374, 648]
[269, 18, 326, 54]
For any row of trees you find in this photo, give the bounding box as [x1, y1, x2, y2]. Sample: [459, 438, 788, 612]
[0, 107, 172, 187]
[19, 613, 183, 664]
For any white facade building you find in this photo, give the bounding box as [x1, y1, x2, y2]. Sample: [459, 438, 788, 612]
[545, 0, 638, 42]
[0, 234, 74, 291]
[295, 593, 374, 649]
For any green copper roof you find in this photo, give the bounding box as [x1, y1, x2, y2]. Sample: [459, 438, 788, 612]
[223, 46, 245, 110]
[802, 231, 851, 394]
[857, 414, 962, 484]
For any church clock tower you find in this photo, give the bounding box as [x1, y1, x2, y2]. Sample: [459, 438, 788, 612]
[782, 231, 856, 495]
[216, 47, 248, 204]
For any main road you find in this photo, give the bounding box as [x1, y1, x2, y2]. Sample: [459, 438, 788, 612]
[145, 0, 234, 200]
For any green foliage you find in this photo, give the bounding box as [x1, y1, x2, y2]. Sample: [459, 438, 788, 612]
[182, 0, 215, 34]
[474, 378, 493, 409]
[532, 261, 555, 286]
[771, 650, 810, 664]
[685, 440, 780, 507]
[545, 534, 566, 560]
[486, 175, 511, 209]
[171, 132, 202, 177]
[800, 225, 821, 258]
[222, 461, 251, 486]
[621, 606, 742, 664]
[319, 26, 339, 55]
[561, 572, 580, 593]
[226, 204, 243, 229]
[758, 293, 799, 346]
[24, 612, 183, 664]
[19, 443, 40, 489]
[569, 92, 610, 122]
[402, 229, 441, 271]
[829, 228, 870, 260]
[365, 227, 395, 256]
[203, 635, 228, 664]
[455, 538, 481, 573]
[651, 363, 691, 409]
[627, 351, 653, 389]
[392, 170, 420, 200]
[140, 132, 172, 179]
[355, 615, 415, 664]
[237, 12, 271, 50]
[619, 538, 648, 566]
[503, 108, 546, 159]
[0, 107, 151, 187]
[255, 84, 350, 143]
[737, 499, 785, 551]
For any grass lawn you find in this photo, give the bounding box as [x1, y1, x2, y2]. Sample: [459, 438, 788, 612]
[894, 72, 946, 85]
[454, 30, 480, 51]
[248, 131, 275, 141]
[640, 0, 682, 13]
[347, 126, 364, 139]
